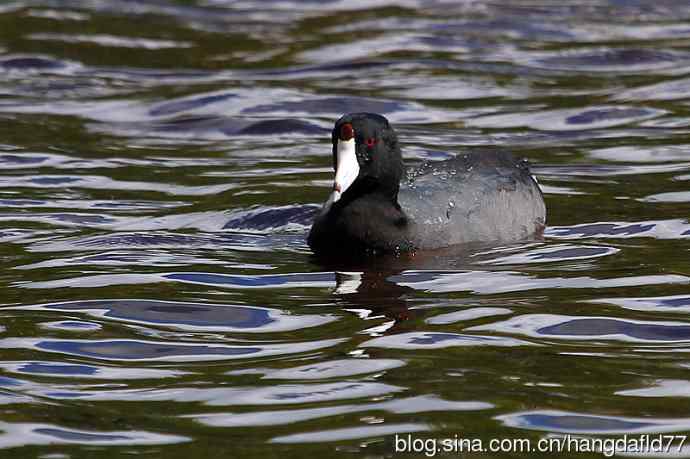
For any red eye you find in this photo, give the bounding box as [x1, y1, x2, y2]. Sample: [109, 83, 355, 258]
[339, 123, 354, 141]
[366, 137, 377, 148]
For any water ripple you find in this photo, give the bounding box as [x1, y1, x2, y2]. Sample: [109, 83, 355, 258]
[10, 299, 336, 332]
[0, 337, 344, 362]
[498, 410, 690, 434]
[0, 422, 188, 448]
[248, 358, 406, 380]
[42, 381, 404, 406]
[469, 314, 690, 344]
[2, 0, 690, 455]
[0, 361, 188, 380]
[269, 423, 430, 444]
[361, 332, 532, 349]
[190, 394, 490, 428]
[425, 308, 513, 325]
[392, 270, 689, 294]
[467, 106, 665, 131]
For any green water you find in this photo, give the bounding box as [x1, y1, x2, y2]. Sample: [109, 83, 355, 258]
[1, 1, 690, 457]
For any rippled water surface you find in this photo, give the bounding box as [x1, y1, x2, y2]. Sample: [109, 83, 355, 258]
[2, 0, 690, 457]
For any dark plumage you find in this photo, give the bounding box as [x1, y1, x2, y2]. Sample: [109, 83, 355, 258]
[308, 113, 546, 256]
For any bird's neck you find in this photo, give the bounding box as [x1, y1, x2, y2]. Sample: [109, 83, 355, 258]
[338, 176, 401, 209]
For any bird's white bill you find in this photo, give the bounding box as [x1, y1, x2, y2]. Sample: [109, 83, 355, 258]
[329, 137, 359, 204]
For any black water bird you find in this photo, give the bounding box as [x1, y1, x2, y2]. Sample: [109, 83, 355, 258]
[308, 113, 546, 256]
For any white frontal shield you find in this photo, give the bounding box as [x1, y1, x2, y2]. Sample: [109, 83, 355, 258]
[322, 137, 359, 212]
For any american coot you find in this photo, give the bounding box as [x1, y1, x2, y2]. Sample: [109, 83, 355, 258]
[308, 113, 546, 255]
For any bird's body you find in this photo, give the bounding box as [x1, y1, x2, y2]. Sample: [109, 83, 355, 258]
[400, 151, 545, 249]
[308, 113, 546, 256]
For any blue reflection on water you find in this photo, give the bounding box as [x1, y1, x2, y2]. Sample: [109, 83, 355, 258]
[21, 363, 97, 376]
[538, 318, 690, 341]
[36, 340, 259, 360]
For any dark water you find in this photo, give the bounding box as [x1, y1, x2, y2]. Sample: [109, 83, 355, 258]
[1, 0, 690, 457]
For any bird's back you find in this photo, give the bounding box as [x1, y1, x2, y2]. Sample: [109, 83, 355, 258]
[398, 151, 546, 249]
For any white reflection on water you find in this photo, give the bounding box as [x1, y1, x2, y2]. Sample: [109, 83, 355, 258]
[0, 421, 189, 448]
[269, 423, 430, 444]
[31, 381, 406, 406]
[0, 337, 345, 362]
[498, 410, 690, 434]
[188, 395, 491, 427]
[469, 314, 690, 344]
[10, 299, 336, 333]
